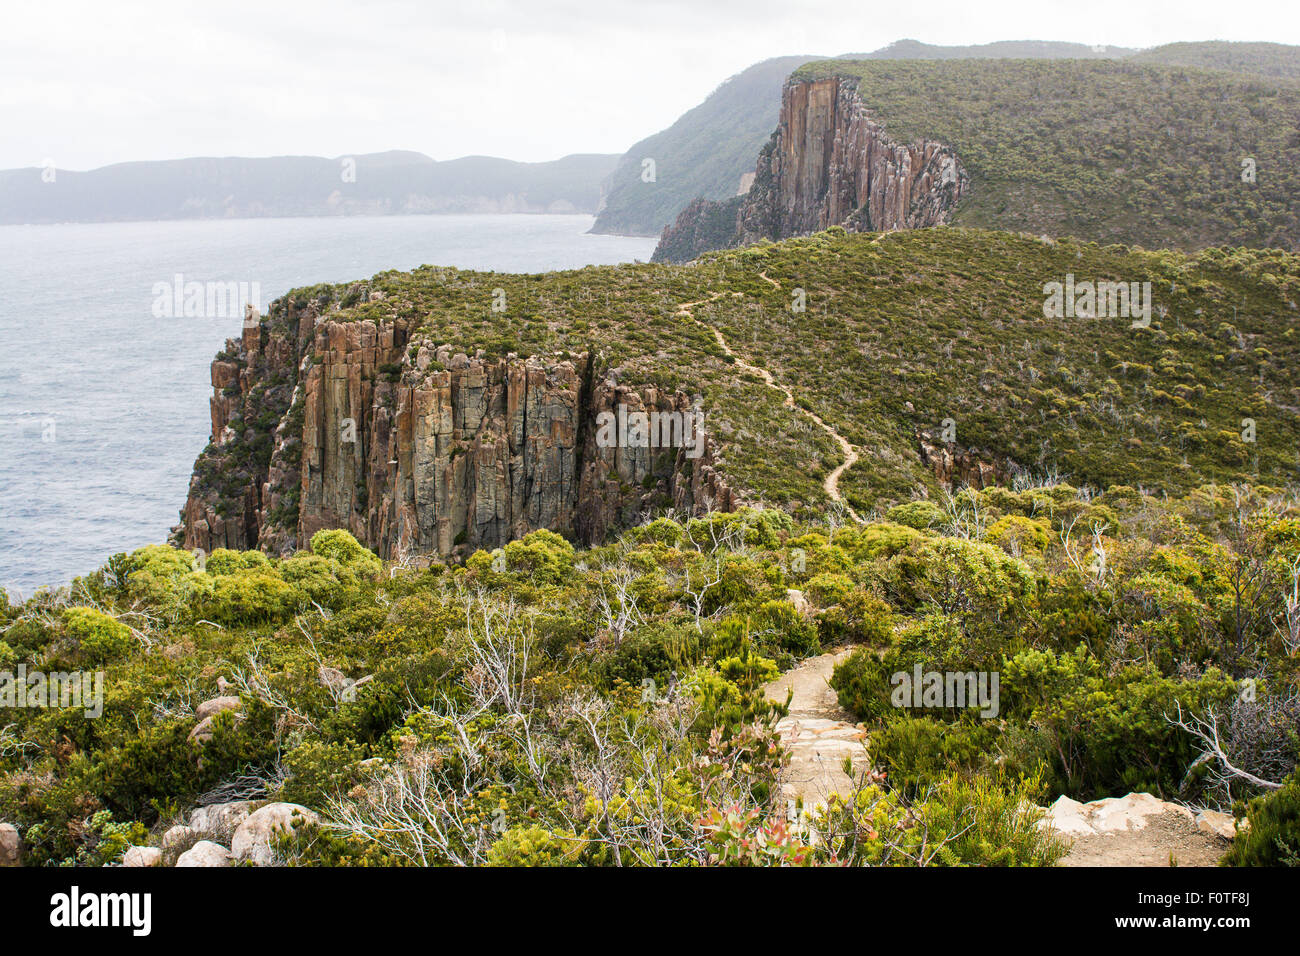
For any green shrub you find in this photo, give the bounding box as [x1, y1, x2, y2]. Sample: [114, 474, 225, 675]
[754, 600, 819, 657]
[1222, 770, 1300, 867]
[817, 590, 895, 647]
[62, 607, 132, 664]
[194, 570, 304, 624]
[593, 623, 700, 690]
[917, 770, 1067, 867]
[831, 647, 897, 721]
[309, 529, 382, 578]
[887, 500, 945, 531]
[986, 515, 1051, 558]
[487, 825, 576, 866]
[503, 529, 574, 585]
[803, 572, 855, 606]
[851, 523, 925, 561]
[870, 716, 997, 793]
[885, 536, 1036, 619]
[205, 548, 272, 575]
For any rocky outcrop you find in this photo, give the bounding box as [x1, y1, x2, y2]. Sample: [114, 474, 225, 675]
[176, 297, 735, 563]
[653, 74, 968, 263]
[189, 696, 243, 743]
[0, 823, 20, 867]
[162, 825, 197, 854]
[916, 430, 1020, 489]
[175, 840, 233, 867]
[189, 800, 257, 841]
[1041, 793, 1236, 867]
[121, 846, 162, 867]
[232, 803, 318, 866]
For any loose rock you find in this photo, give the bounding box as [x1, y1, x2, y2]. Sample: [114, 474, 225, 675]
[175, 841, 232, 867]
[231, 803, 319, 865]
[188, 800, 256, 839]
[0, 823, 21, 867]
[122, 846, 162, 868]
[195, 695, 241, 721]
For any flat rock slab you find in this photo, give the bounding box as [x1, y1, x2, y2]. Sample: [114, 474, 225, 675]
[764, 650, 868, 810]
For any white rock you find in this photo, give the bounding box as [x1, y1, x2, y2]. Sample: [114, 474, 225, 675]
[231, 803, 319, 865]
[1196, 809, 1238, 840]
[1089, 792, 1190, 832]
[190, 696, 243, 740]
[1042, 795, 1095, 836]
[195, 695, 241, 721]
[786, 589, 812, 616]
[162, 824, 197, 851]
[122, 846, 162, 868]
[0, 823, 21, 867]
[175, 841, 232, 867]
[189, 800, 257, 838]
[188, 715, 219, 742]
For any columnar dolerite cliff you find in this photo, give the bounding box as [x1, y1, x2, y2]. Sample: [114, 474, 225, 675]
[650, 74, 967, 264]
[652, 75, 968, 262]
[176, 297, 734, 561]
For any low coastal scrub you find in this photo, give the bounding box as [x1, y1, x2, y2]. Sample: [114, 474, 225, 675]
[3, 480, 1296, 866]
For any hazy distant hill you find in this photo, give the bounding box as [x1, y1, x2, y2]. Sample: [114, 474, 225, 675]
[856, 38, 1134, 59]
[588, 56, 819, 238]
[1130, 41, 1300, 80]
[594, 39, 1300, 239]
[0, 150, 619, 225]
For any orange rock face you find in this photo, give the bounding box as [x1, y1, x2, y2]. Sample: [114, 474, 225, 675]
[654, 74, 968, 262]
[176, 303, 733, 561]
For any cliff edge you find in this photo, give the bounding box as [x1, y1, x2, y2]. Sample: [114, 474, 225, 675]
[653, 74, 967, 262]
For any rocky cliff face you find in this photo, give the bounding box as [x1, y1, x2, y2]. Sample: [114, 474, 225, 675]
[915, 429, 1020, 490]
[653, 75, 968, 263]
[177, 301, 735, 561]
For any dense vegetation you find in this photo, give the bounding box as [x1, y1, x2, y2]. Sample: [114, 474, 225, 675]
[5, 479, 1297, 866]
[237, 228, 1300, 522]
[10, 226, 1300, 866]
[1130, 41, 1300, 81]
[596, 40, 1300, 241]
[828, 483, 1300, 811]
[791, 58, 1300, 251]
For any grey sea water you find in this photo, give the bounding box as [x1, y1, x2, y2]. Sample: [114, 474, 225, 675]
[0, 214, 657, 595]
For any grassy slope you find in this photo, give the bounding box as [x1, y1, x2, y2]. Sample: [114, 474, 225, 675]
[792, 58, 1300, 251]
[285, 228, 1300, 519]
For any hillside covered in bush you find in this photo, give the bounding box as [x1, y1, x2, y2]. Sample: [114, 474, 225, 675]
[792, 58, 1300, 250]
[3, 226, 1299, 867]
[3, 481, 1298, 866]
[656, 57, 1300, 262]
[180, 228, 1300, 565]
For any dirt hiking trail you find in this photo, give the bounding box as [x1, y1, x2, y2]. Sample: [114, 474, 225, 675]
[763, 649, 868, 810]
[674, 290, 862, 522]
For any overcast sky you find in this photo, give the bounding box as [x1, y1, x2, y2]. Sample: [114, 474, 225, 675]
[3, 0, 1299, 171]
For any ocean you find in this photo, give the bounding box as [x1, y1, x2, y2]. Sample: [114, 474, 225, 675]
[0, 214, 657, 595]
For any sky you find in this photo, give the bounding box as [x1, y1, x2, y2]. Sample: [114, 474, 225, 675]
[3, 0, 1300, 171]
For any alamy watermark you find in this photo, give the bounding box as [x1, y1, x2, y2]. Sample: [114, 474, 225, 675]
[1, 666, 103, 718]
[50, 887, 150, 936]
[1043, 274, 1152, 327]
[595, 404, 705, 459]
[151, 274, 262, 319]
[0, 415, 56, 445]
[890, 665, 999, 718]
